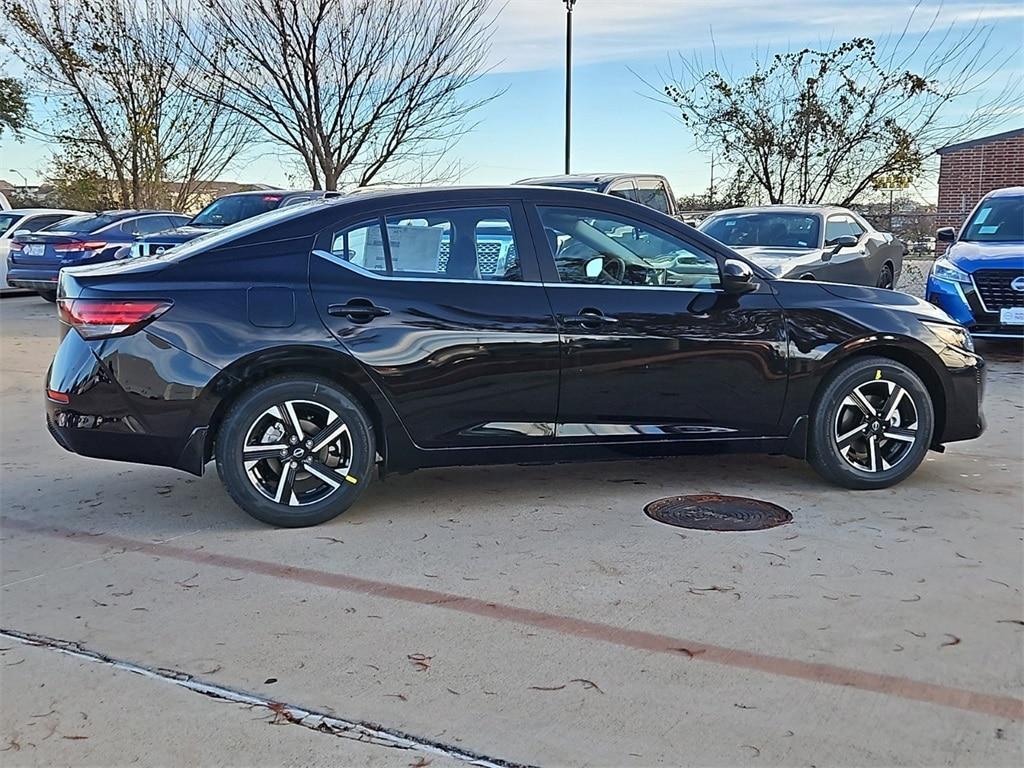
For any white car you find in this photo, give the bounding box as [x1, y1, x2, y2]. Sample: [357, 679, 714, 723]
[0, 208, 85, 288]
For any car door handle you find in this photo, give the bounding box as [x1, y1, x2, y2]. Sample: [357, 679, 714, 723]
[561, 308, 619, 327]
[328, 300, 391, 322]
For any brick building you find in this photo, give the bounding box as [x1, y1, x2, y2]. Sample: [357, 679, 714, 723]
[936, 128, 1024, 245]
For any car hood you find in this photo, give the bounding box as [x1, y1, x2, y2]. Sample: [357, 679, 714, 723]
[732, 246, 822, 276]
[817, 282, 956, 323]
[138, 225, 216, 244]
[945, 240, 1024, 270]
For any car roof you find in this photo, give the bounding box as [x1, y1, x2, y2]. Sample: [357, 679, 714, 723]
[5, 208, 84, 215]
[514, 173, 665, 186]
[983, 186, 1024, 199]
[705, 204, 850, 217]
[215, 189, 327, 198]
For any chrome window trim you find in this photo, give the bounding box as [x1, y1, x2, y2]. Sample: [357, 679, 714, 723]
[313, 249, 724, 292]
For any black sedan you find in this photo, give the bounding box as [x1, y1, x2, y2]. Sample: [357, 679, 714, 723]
[47, 187, 984, 527]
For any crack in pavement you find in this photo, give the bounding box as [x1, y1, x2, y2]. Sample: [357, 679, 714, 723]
[0, 628, 536, 768]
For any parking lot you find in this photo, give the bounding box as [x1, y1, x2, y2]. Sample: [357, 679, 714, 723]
[1, 294, 1022, 766]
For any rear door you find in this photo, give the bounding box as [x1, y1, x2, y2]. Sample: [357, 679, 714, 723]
[309, 199, 560, 448]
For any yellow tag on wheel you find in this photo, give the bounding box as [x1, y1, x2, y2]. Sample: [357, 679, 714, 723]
[875, 369, 882, 380]
[344, 475, 358, 485]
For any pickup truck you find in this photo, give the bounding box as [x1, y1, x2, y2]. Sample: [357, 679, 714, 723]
[515, 173, 680, 218]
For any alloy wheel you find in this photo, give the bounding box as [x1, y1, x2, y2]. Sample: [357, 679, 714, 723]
[242, 399, 354, 506]
[833, 379, 919, 473]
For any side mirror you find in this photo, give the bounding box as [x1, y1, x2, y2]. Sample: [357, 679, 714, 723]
[585, 256, 604, 279]
[722, 258, 759, 294]
[936, 227, 956, 243]
[824, 234, 858, 259]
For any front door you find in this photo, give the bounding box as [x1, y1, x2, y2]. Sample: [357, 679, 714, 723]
[309, 200, 560, 448]
[530, 203, 788, 440]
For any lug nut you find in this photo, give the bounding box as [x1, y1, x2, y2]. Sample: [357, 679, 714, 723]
[304, 439, 313, 448]
[289, 436, 299, 445]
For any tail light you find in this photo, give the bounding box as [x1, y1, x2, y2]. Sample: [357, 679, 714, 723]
[55, 241, 107, 254]
[8, 241, 23, 253]
[58, 298, 171, 339]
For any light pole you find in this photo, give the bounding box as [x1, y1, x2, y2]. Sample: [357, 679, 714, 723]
[8, 169, 27, 194]
[562, 0, 577, 175]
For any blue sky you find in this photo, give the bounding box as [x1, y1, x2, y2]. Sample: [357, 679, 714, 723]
[3, 0, 1022, 199]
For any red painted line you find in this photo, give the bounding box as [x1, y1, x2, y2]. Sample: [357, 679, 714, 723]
[4, 516, 1022, 722]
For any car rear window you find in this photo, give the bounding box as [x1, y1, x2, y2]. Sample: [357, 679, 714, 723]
[701, 212, 821, 249]
[190, 195, 287, 227]
[42, 214, 120, 234]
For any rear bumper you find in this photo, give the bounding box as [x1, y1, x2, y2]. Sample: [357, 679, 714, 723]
[45, 327, 222, 475]
[7, 264, 59, 291]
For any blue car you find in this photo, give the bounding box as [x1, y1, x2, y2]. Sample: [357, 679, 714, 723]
[926, 187, 1024, 339]
[7, 210, 189, 300]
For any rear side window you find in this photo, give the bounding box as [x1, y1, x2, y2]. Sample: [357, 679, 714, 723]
[607, 182, 638, 202]
[330, 206, 522, 282]
[825, 215, 859, 243]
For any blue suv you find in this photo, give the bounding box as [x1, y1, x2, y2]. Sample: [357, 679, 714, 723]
[926, 187, 1024, 339]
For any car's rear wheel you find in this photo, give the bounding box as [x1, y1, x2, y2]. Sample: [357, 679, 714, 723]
[38, 290, 57, 302]
[808, 356, 933, 489]
[215, 375, 374, 527]
[876, 263, 895, 290]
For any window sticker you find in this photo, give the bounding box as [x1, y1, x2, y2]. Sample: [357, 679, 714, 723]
[977, 225, 999, 235]
[387, 224, 444, 272]
[973, 206, 991, 224]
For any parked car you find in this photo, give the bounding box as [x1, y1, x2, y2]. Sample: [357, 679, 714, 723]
[927, 187, 1024, 339]
[516, 173, 680, 217]
[0, 191, 10, 210]
[47, 186, 984, 527]
[7, 210, 189, 301]
[698, 206, 904, 288]
[1, 208, 84, 289]
[132, 190, 343, 257]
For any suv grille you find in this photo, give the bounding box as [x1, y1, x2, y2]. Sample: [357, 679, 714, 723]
[973, 269, 1024, 312]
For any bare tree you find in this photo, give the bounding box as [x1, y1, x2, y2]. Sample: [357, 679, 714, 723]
[173, 0, 497, 190]
[660, 7, 1020, 206]
[1, 0, 252, 209]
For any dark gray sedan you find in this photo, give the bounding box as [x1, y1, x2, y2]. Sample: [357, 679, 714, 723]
[699, 206, 904, 288]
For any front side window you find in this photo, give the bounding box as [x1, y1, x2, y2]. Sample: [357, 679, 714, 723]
[824, 216, 857, 244]
[330, 206, 521, 281]
[608, 182, 638, 202]
[539, 206, 720, 289]
[962, 196, 1023, 242]
[636, 180, 671, 214]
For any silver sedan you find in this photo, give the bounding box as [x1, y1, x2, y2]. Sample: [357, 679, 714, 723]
[699, 205, 904, 289]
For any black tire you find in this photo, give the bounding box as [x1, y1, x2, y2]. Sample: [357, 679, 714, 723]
[876, 263, 895, 290]
[215, 375, 374, 527]
[38, 290, 57, 302]
[808, 356, 934, 490]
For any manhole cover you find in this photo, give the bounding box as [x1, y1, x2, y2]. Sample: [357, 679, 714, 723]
[644, 494, 792, 531]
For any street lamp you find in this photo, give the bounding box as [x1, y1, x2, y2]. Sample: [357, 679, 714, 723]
[561, 0, 577, 175]
[8, 169, 27, 194]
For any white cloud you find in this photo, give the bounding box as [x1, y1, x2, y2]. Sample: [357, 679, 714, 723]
[486, 0, 1024, 72]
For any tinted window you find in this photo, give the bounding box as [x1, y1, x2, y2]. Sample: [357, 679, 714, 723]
[539, 206, 720, 289]
[24, 214, 70, 231]
[0, 213, 23, 235]
[636, 179, 671, 214]
[330, 220, 387, 271]
[190, 194, 285, 227]
[702, 212, 821, 248]
[42, 214, 123, 234]
[342, 207, 520, 282]
[962, 196, 1023, 242]
[127, 216, 173, 236]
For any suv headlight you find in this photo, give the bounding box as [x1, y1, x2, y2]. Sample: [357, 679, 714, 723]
[931, 256, 971, 284]
[924, 321, 974, 352]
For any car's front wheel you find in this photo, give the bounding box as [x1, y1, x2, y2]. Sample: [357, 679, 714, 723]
[215, 375, 374, 527]
[808, 356, 934, 489]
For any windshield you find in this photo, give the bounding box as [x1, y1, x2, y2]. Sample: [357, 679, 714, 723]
[0, 213, 21, 236]
[962, 196, 1023, 242]
[43, 214, 119, 234]
[190, 194, 285, 227]
[701, 212, 821, 249]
